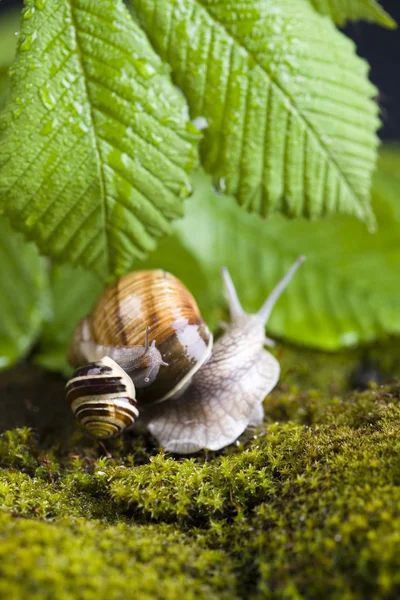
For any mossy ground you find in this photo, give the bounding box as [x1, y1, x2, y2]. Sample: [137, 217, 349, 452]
[1, 339, 400, 599]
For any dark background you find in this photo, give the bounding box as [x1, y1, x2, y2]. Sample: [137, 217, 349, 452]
[0, 0, 399, 140]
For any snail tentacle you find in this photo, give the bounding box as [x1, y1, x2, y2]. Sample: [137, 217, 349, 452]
[221, 267, 244, 319]
[257, 255, 306, 324]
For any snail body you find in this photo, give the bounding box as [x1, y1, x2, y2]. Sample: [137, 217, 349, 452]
[66, 259, 305, 451]
[146, 314, 280, 453]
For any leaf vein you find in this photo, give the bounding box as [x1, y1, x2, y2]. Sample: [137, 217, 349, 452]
[69, 0, 108, 269]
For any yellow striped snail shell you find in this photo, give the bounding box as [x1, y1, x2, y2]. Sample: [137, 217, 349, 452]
[67, 270, 213, 438]
[66, 357, 138, 439]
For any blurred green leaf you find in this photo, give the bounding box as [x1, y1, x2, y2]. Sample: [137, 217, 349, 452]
[0, 217, 48, 368]
[170, 147, 400, 349]
[0, 9, 21, 109]
[133, 0, 379, 225]
[0, 0, 199, 278]
[34, 264, 103, 375]
[308, 0, 396, 28]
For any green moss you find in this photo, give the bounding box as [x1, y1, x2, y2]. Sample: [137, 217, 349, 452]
[0, 514, 237, 600]
[1, 342, 400, 598]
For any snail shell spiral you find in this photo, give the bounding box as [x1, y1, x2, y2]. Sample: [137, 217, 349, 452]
[66, 357, 138, 438]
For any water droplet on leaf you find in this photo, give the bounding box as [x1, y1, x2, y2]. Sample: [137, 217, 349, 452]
[39, 83, 55, 110]
[135, 59, 157, 80]
[217, 177, 227, 193]
[72, 101, 84, 116]
[192, 116, 209, 131]
[20, 31, 37, 52]
[150, 133, 163, 146]
[40, 117, 57, 136]
[23, 7, 35, 20]
[179, 179, 193, 198]
[12, 107, 23, 119]
[78, 122, 89, 134]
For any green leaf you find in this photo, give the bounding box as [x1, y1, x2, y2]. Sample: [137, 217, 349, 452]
[0, 9, 21, 109]
[0, 217, 49, 368]
[168, 148, 400, 350]
[308, 0, 397, 28]
[133, 0, 379, 224]
[34, 264, 103, 374]
[0, 0, 199, 278]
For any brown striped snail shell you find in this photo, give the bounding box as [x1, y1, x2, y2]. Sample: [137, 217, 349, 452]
[66, 357, 138, 439]
[68, 269, 213, 405]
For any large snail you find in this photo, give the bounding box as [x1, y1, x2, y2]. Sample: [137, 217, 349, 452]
[66, 258, 305, 453]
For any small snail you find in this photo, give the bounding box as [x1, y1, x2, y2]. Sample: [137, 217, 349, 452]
[66, 258, 305, 453]
[66, 356, 138, 439]
[66, 327, 164, 438]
